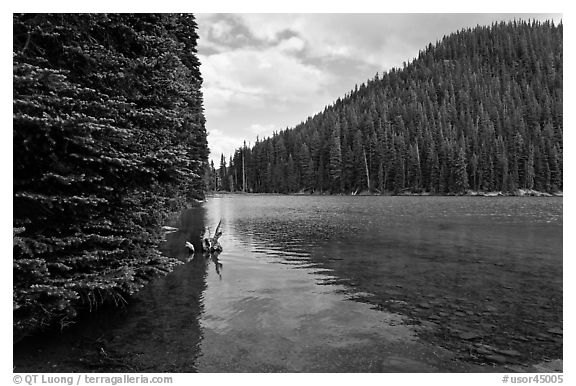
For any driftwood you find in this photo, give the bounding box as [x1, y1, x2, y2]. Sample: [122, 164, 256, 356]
[202, 220, 223, 253]
[162, 226, 179, 233]
[202, 221, 223, 278]
[211, 253, 223, 279]
[184, 241, 195, 253]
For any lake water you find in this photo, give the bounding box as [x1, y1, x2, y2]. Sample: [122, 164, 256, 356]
[14, 195, 563, 372]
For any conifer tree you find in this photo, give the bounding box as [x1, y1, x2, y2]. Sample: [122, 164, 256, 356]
[328, 123, 343, 193]
[13, 13, 208, 338]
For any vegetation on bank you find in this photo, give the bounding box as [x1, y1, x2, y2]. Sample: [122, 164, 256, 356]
[13, 14, 208, 339]
[208, 188, 561, 197]
[214, 20, 562, 195]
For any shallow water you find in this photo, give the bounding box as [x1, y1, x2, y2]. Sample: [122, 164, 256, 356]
[14, 195, 562, 372]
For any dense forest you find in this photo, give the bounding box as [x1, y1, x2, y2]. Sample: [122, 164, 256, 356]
[13, 14, 208, 339]
[215, 19, 562, 195]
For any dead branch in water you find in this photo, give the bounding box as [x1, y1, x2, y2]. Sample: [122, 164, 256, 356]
[202, 220, 223, 253]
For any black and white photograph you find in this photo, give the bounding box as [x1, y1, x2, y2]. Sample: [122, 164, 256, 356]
[10, 4, 565, 381]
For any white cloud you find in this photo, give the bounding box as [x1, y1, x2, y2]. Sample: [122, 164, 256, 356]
[207, 129, 243, 165]
[199, 47, 333, 118]
[231, 13, 302, 43]
[277, 36, 306, 53]
[210, 19, 234, 41]
[247, 123, 277, 138]
[236, 14, 563, 69]
[237, 14, 389, 64]
[207, 124, 279, 165]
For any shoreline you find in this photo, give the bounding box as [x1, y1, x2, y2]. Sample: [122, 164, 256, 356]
[206, 189, 562, 198]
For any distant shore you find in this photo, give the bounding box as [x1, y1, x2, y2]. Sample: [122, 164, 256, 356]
[207, 188, 562, 198]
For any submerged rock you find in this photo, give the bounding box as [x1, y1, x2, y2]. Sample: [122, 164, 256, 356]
[458, 331, 484, 341]
[381, 356, 438, 372]
[547, 327, 563, 335]
[474, 346, 494, 356]
[494, 348, 522, 357]
[532, 359, 563, 373]
[484, 354, 508, 364]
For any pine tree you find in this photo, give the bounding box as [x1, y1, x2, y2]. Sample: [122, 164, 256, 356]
[287, 154, 297, 192]
[454, 146, 470, 193]
[328, 122, 343, 193]
[219, 154, 228, 191]
[13, 13, 208, 338]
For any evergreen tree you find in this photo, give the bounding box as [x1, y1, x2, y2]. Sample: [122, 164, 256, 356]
[13, 13, 208, 338]
[454, 146, 470, 193]
[219, 154, 228, 191]
[328, 122, 343, 193]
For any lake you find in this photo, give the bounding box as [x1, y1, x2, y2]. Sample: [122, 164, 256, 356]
[13, 195, 563, 372]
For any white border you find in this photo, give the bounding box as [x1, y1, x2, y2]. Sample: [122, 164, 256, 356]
[3, 2, 571, 385]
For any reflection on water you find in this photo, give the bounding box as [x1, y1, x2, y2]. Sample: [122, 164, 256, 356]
[194, 205, 420, 372]
[14, 206, 211, 372]
[210, 195, 562, 368]
[13, 195, 562, 372]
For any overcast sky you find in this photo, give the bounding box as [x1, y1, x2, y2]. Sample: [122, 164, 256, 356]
[196, 13, 562, 165]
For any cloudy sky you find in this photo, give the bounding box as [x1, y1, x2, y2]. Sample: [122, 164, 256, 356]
[196, 13, 562, 165]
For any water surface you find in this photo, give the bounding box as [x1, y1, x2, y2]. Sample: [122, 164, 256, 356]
[14, 195, 562, 372]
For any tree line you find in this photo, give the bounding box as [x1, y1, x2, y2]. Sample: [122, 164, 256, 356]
[214, 19, 562, 195]
[13, 14, 208, 338]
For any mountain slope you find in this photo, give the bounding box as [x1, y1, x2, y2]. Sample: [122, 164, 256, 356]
[220, 19, 562, 195]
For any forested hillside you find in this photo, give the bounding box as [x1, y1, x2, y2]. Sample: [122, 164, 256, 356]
[218, 19, 562, 194]
[13, 14, 208, 339]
